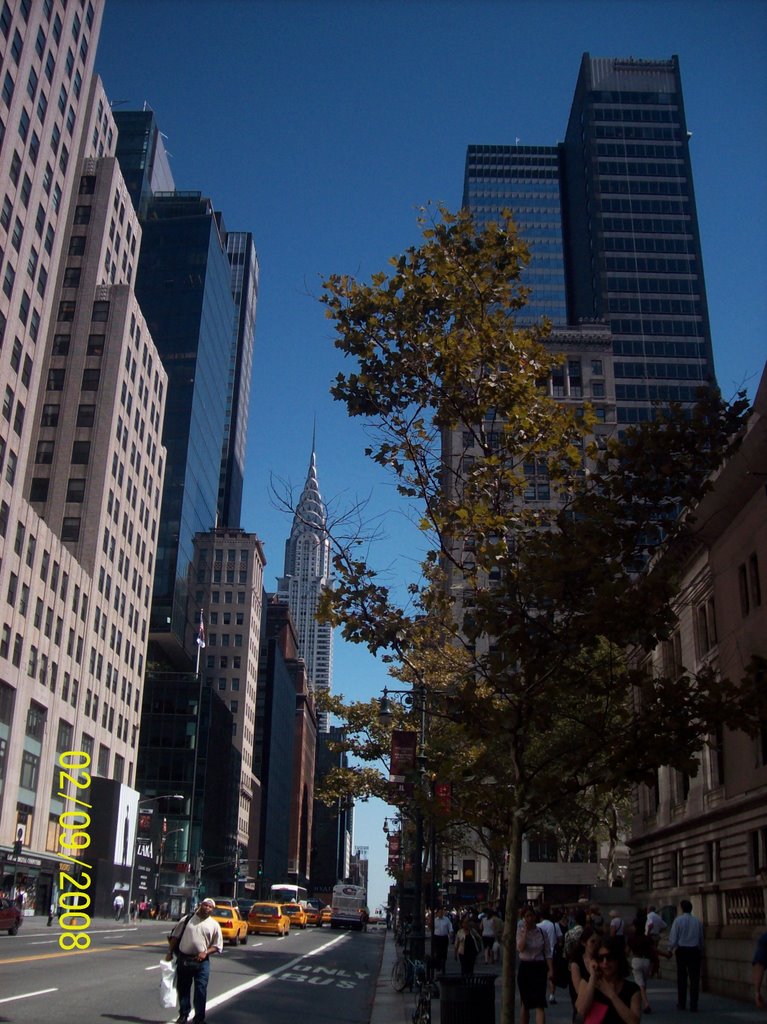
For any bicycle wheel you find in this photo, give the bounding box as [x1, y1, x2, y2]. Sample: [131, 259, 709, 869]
[391, 957, 409, 992]
[412, 993, 431, 1024]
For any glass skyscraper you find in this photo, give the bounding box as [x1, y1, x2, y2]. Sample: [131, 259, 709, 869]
[463, 53, 716, 424]
[463, 145, 567, 326]
[133, 192, 235, 651]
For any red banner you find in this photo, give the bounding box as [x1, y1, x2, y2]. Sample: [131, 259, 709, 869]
[434, 781, 452, 814]
[389, 730, 417, 782]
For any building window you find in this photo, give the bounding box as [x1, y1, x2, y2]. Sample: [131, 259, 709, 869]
[41, 403, 59, 426]
[61, 517, 81, 542]
[29, 477, 49, 502]
[749, 554, 762, 608]
[65, 478, 85, 502]
[76, 404, 95, 427]
[528, 834, 558, 863]
[71, 441, 90, 464]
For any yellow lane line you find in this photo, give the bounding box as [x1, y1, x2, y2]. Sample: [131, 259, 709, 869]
[0, 940, 166, 966]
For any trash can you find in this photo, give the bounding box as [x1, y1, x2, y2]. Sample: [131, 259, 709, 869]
[438, 974, 496, 1024]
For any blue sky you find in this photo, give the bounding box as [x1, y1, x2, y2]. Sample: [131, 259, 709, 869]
[96, 0, 767, 911]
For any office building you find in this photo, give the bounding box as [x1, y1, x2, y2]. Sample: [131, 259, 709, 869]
[191, 528, 265, 880]
[629, 364, 767, 1002]
[220, 232, 258, 529]
[276, 447, 333, 732]
[110, 109, 175, 219]
[255, 598, 317, 891]
[464, 53, 715, 425]
[0, 2, 167, 913]
[130, 190, 235, 656]
[463, 144, 567, 326]
[311, 725, 353, 900]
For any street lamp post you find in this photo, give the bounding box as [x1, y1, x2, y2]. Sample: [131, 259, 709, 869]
[379, 684, 428, 957]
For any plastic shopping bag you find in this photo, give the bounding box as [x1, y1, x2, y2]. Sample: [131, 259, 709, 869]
[159, 958, 178, 1010]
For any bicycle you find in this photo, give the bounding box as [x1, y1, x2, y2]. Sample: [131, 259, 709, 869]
[411, 957, 432, 1024]
[391, 944, 426, 993]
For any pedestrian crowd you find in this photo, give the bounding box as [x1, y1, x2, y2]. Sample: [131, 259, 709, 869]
[406, 896, 741, 1022]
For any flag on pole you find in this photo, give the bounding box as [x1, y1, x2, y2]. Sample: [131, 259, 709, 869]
[196, 609, 206, 649]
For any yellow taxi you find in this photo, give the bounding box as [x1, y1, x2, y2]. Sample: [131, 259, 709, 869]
[247, 902, 290, 937]
[212, 904, 248, 945]
[281, 902, 308, 929]
[321, 906, 332, 926]
[304, 902, 323, 927]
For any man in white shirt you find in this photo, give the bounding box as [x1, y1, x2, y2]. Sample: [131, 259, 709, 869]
[538, 910, 562, 1004]
[645, 905, 666, 939]
[668, 899, 704, 1011]
[431, 906, 454, 973]
[167, 898, 224, 1024]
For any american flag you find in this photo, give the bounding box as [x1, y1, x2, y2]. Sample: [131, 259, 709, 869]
[196, 610, 206, 649]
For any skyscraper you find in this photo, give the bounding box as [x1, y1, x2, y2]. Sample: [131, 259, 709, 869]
[0, 0, 167, 909]
[463, 145, 567, 327]
[130, 191, 235, 654]
[220, 232, 258, 529]
[463, 53, 716, 424]
[276, 447, 333, 732]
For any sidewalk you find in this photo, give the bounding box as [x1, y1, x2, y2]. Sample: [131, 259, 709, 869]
[370, 927, 766, 1023]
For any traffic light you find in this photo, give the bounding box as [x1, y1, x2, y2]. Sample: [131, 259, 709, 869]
[12, 839, 22, 857]
[257, 860, 263, 877]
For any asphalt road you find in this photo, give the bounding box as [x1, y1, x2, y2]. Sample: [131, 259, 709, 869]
[0, 917, 385, 1024]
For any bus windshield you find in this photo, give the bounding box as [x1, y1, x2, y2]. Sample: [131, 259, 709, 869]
[270, 883, 308, 904]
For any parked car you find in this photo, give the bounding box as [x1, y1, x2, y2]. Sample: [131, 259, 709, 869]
[247, 902, 290, 937]
[0, 898, 22, 935]
[281, 903, 308, 929]
[212, 905, 248, 946]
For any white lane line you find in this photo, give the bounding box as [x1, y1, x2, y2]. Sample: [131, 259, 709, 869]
[0, 987, 58, 1005]
[146, 963, 163, 971]
[164, 933, 349, 1022]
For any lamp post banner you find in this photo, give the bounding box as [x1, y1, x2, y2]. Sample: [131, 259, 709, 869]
[387, 831, 401, 869]
[389, 730, 417, 782]
[388, 730, 417, 802]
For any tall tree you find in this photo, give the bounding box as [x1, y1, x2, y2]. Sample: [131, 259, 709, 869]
[319, 206, 764, 1024]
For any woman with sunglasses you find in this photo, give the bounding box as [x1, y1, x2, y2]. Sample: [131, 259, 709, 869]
[576, 935, 641, 1024]
[568, 926, 600, 1022]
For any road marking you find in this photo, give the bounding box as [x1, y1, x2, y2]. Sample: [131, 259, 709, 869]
[0, 940, 165, 966]
[0, 987, 58, 1005]
[163, 933, 350, 1022]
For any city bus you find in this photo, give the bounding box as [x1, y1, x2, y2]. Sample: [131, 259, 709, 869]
[270, 883, 308, 905]
[330, 883, 368, 931]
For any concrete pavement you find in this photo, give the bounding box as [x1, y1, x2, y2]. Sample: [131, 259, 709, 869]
[370, 925, 767, 1023]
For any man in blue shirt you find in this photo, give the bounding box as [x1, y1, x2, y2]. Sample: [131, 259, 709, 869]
[668, 899, 705, 1011]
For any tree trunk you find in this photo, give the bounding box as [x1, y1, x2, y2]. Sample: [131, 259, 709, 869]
[500, 813, 523, 1024]
[605, 802, 618, 885]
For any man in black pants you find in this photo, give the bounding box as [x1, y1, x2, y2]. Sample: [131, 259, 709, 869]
[668, 899, 704, 1011]
[431, 906, 454, 973]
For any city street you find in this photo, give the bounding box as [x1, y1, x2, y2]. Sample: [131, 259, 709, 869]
[0, 917, 383, 1023]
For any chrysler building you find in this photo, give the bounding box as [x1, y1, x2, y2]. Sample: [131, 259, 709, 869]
[277, 447, 333, 731]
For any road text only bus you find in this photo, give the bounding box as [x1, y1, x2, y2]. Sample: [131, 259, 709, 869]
[330, 883, 368, 931]
[270, 883, 308, 904]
